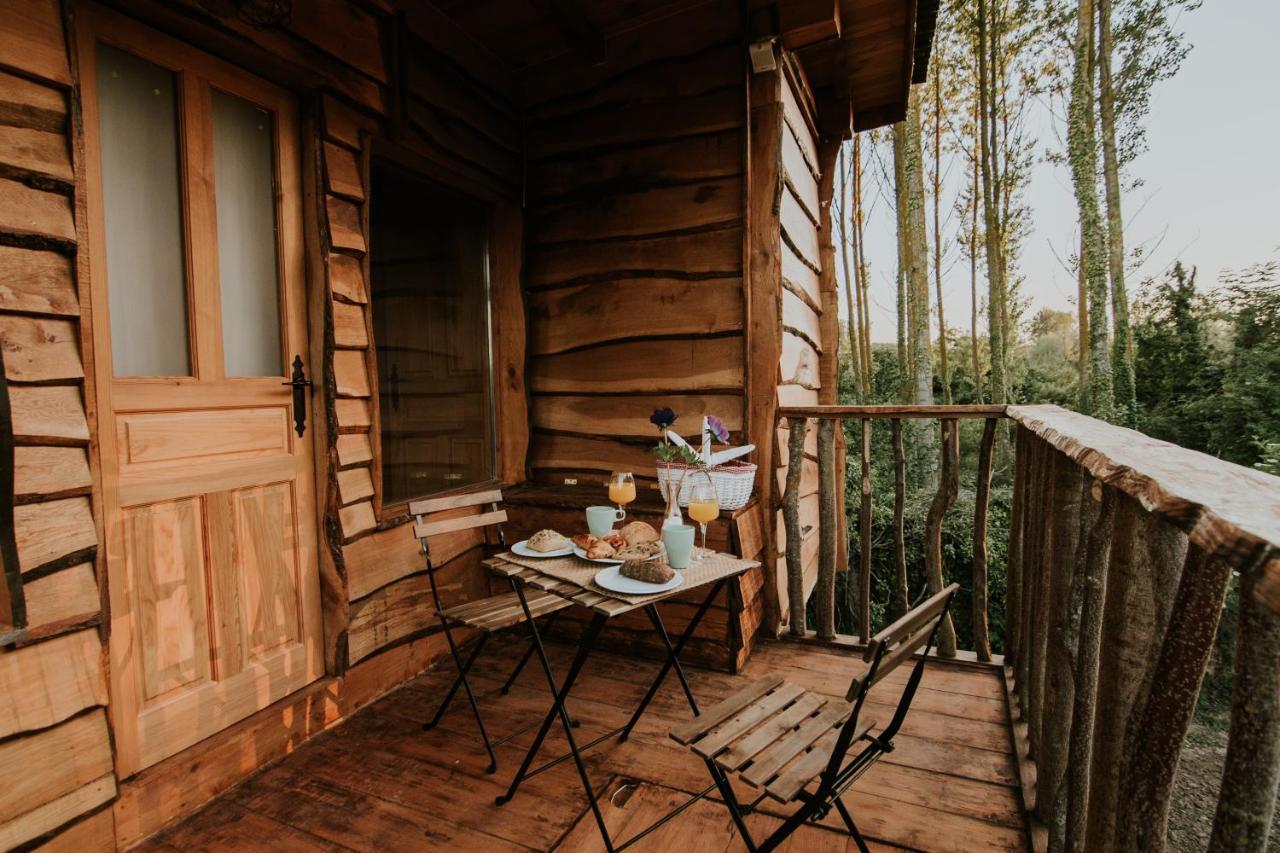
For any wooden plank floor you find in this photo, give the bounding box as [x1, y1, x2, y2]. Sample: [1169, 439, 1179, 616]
[137, 636, 1030, 852]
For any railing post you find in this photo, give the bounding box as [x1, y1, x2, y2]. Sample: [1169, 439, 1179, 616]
[890, 418, 908, 623]
[972, 417, 998, 662]
[1006, 424, 1029, 667]
[1210, 562, 1280, 851]
[816, 418, 836, 641]
[859, 417, 873, 642]
[924, 418, 959, 658]
[784, 417, 807, 637]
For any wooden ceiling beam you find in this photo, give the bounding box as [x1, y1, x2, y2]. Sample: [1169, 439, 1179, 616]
[530, 0, 606, 64]
[778, 0, 841, 50]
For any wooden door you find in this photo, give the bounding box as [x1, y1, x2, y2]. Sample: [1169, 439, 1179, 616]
[78, 7, 323, 775]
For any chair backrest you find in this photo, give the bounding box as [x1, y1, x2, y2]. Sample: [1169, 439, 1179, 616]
[411, 487, 507, 558]
[819, 583, 959, 789]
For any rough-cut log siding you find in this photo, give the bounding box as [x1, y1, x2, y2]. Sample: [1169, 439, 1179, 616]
[774, 59, 827, 628]
[521, 5, 747, 488]
[0, 4, 114, 849]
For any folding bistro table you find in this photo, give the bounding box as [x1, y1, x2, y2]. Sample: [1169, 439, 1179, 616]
[484, 550, 759, 852]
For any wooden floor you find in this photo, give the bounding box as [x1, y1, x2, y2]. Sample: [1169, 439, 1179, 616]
[138, 636, 1030, 852]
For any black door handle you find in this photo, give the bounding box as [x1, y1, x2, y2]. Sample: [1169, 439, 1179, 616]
[282, 354, 312, 437]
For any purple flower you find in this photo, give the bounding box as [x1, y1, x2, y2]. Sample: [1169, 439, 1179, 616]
[650, 407, 677, 429]
[706, 415, 729, 444]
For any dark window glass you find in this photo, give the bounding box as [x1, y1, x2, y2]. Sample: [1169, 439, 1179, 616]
[370, 163, 495, 504]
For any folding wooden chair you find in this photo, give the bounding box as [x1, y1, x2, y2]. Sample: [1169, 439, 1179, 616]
[412, 488, 573, 774]
[668, 583, 960, 853]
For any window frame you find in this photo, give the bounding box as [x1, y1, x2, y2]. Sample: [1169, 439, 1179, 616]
[365, 153, 501, 517]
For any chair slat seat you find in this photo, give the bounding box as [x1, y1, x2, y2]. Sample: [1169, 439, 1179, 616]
[441, 589, 570, 633]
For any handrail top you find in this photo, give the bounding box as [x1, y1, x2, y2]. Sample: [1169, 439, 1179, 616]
[1009, 404, 1280, 612]
[777, 404, 1008, 420]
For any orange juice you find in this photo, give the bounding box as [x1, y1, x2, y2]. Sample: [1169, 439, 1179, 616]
[688, 499, 719, 524]
[609, 481, 636, 505]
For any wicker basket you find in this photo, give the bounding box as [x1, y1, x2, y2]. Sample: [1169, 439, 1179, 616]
[656, 459, 757, 512]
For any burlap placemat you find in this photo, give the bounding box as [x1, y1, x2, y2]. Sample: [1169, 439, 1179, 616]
[496, 550, 756, 606]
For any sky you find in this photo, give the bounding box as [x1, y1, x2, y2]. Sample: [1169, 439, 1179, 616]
[849, 0, 1280, 343]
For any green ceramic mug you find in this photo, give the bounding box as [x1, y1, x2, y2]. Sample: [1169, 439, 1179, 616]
[662, 524, 696, 570]
[586, 505, 625, 536]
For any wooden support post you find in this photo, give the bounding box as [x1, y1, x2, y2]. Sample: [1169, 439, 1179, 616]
[924, 418, 959, 657]
[816, 418, 836, 640]
[1063, 479, 1116, 853]
[859, 418, 873, 642]
[784, 417, 807, 637]
[1117, 544, 1233, 851]
[1005, 424, 1029, 665]
[1028, 442, 1058, 758]
[972, 417, 997, 661]
[1209, 563, 1280, 851]
[1084, 497, 1186, 851]
[890, 418, 907, 624]
[1036, 454, 1086, 837]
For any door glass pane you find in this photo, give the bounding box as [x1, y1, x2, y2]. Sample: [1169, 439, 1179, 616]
[370, 163, 495, 504]
[96, 43, 189, 377]
[212, 90, 282, 376]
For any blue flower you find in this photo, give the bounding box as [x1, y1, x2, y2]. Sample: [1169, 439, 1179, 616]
[650, 407, 677, 429]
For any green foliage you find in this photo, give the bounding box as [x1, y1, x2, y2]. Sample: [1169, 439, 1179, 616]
[654, 443, 700, 465]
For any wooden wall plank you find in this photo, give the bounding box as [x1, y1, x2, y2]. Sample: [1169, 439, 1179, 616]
[10, 385, 88, 442]
[289, 0, 387, 83]
[530, 336, 744, 394]
[0, 246, 76, 315]
[339, 500, 376, 539]
[328, 252, 366, 303]
[0, 70, 66, 133]
[334, 398, 371, 431]
[14, 445, 90, 500]
[0, 178, 74, 242]
[0, 125, 72, 183]
[22, 563, 99, 631]
[491, 199, 528, 486]
[0, 774, 115, 851]
[323, 141, 364, 201]
[0, 0, 71, 86]
[336, 433, 373, 467]
[326, 195, 365, 253]
[333, 350, 370, 397]
[782, 241, 821, 309]
[526, 88, 741, 157]
[0, 710, 113, 828]
[781, 189, 820, 270]
[525, 228, 741, 288]
[527, 178, 742, 246]
[31, 806, 114, 853]
[15, 497, 96, 573]
[530, 393, 743, 438]
[527, 278, 743, 355]
[0, 629, 105, 739]
[0, 316, 82, 381]
[782, 287, 822, 351]
[336, 467, 374, 506]
[332, 300, 368, 348]
[528, 432, 660, 479]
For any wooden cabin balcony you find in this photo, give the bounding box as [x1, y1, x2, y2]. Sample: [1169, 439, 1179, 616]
[136, 634, 1027, 852]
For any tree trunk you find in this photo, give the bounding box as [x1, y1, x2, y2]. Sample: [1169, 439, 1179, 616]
[903, 90, 933, 410]
[816, 419, 836, 640]
[784, 418, 808, 636]
[933, 67, 952, 404]
[923, 418, 959, 657]
[1077, 232, 1090, 411]
[970, 98, 983, 404]
[859, 418, 873, 641]
[890, 418, 909, 621]
[838, 146, 864, 400]
[977, 0, 1008, 409]
[853, 136, 873, 397]
[972, 418, 997, 661]
[1097, 0, 1137, 426]
[1068, 0, 1114, 419]
[1208, 567, 1280, 851]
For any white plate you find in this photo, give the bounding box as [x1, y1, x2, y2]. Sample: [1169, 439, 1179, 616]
[511, 539, 574, 559]
[594, 566, 684, 595]
[572, 544, 664, 565]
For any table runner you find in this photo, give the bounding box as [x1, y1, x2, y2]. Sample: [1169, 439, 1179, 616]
[495, 550, 755, 606]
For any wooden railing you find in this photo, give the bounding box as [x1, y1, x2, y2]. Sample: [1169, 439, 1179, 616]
[777, 403, 1280, 852]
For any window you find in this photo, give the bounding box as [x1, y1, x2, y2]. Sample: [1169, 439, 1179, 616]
[94, 41, 286, 379]
[369, 162, 496, 504]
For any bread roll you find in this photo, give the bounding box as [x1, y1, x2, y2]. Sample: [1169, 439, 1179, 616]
[620, 558, 675, 584]
[527, 529, 569, 552]
[620, 521, 659, 545]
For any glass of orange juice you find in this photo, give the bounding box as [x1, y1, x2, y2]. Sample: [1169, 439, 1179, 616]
[608, 472, 636, 518]
[687, 478, 719, 562]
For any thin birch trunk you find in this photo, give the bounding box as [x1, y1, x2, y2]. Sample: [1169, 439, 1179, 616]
[932, 66, 951, 403]
[853, 136, 873, 396]
[838, 146, 864, 400]
[977, 0, 1008, 409]
[970, 94, 983, 404]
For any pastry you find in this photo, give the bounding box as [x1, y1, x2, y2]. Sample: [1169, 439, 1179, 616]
[620, 558, 675, 585]
[571, 533, 596, 550]
[602, 532, 627, 550]
[616, 540, 663, 561]
[585, 539, 617, 559]
[526, 529, 569, 552]
[619, 521, 659, 546]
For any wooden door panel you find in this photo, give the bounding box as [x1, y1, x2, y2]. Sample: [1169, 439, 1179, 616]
[119, 406, 289, 465]
[231, 481, 301, 660]
[124, 498, 211, 702]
